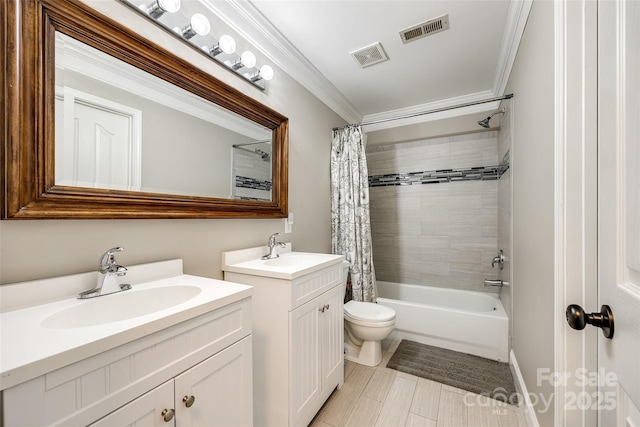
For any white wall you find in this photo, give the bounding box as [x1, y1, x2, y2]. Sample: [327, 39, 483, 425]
[506, 2, 556, 425]
[497, 100, 512, 350]
[0, 1, 346, 285]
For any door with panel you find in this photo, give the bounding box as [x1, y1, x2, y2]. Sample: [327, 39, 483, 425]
[319, 285, 343, 391]
[174, 337, 253, 427]
[597, 0, 640, 424]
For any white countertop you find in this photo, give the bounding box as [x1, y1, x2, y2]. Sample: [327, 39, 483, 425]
[0, 275, 252, 391]
[222, 245, 345, 280]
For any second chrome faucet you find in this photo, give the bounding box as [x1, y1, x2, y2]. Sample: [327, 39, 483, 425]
[262, 233, 286, 260]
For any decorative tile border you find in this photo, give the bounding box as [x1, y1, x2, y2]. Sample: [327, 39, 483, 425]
[235, 176, 272, 191]
[369, 165, 510, 187]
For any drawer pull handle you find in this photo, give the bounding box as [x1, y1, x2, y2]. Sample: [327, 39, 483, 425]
[161, 408, 175, 422]
[183, 395, 196, 408]
[319, 306, 325, 313]
[325, 304, 330, 311]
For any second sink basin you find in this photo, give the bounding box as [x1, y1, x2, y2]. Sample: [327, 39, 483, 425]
[222, 245, 345, 280]
[42, 285, 202, 329]
[264, 252, 332, 268]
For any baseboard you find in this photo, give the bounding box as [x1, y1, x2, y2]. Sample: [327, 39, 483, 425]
[510, 349, 540, 427]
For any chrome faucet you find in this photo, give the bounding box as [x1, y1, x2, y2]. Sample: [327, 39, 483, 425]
[491, 249, 505, 270]
[262, 233, 286, 260]
[484, 279, 509, 288]
[78, 247, 132, 299]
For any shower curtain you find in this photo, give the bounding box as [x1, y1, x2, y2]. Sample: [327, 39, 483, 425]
[330, 125, 377, 302]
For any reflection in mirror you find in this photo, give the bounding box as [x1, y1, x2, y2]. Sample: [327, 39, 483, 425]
[54, 32, 272, 200]
[232, 140, 272, 201]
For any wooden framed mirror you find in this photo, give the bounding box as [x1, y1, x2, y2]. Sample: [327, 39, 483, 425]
[1, 0, 288, 219]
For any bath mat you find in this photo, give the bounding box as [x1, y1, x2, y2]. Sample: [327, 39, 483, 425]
[386, 340, 518, 405]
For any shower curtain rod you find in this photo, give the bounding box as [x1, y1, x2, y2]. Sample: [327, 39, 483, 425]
[232, 140, 271, 147]
[332, 93, 513, 132]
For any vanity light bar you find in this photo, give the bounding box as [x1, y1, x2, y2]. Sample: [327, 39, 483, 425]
[122, 0, 274, 90]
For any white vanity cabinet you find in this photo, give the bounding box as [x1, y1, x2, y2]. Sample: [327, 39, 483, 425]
[2, 298, 253, 427]
[222, 248, 346, 427]
[90, 336, 252, 427]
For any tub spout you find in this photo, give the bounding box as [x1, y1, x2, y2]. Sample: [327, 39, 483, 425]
[484, 279, 509, 287]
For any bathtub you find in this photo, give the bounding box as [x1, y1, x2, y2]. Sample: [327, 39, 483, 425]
[376, 281, 509, 362]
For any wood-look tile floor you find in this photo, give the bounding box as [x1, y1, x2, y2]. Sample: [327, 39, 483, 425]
[310, 337, 528, 427]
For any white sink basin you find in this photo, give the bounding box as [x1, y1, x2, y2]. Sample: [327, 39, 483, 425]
[222, 245, 345, 280]
[42, 285, 202, 329]
[0, 270, 253, 391]
[264, 253, 331, 268]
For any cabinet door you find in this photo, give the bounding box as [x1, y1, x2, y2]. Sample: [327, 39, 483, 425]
[174, 336, 253, 427]
[289, 297, 320, 425]
[319, 285, 343, 390]
[90, 380, 175, 427]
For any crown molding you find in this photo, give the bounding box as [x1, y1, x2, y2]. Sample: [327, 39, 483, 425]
[493, 0, 534, 95]
[200, 0, 362, 124]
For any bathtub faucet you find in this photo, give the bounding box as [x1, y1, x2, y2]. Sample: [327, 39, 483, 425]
[484, 279, 509, 288]
[491, 250, 505, 270]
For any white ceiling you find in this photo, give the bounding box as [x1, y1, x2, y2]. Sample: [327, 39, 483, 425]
[202, 0, 531, 130]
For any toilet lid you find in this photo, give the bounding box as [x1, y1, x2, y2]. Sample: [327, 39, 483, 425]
[344, 301, 395, 322]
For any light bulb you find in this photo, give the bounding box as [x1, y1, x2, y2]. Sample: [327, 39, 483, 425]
[251, 65, 274, 83]
[218, 35, 236, 54]
[259, 65, 274, 81]
[231, 51, 256, 70]
[209, 34, 236, 56]
[241, 51, 256, 68]
[180, 13, 210, 39]
[144, 0, 181, 18]
[190, 13, 210, 36]
[158, 0, 180, 13]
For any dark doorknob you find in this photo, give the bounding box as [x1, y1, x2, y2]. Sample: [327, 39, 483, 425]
[566, 304, 614, 339]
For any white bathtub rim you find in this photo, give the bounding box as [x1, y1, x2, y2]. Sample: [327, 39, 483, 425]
[377, 280, 503, 314]
[377, 297, 506, 320]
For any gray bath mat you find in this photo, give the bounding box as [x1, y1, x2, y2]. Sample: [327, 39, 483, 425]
[387, 340, 518, 405]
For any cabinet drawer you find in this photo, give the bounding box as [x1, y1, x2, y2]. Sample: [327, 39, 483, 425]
[290, 262, 344, 310]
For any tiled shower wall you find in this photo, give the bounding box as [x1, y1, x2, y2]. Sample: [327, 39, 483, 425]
[367, 131, 501, 293]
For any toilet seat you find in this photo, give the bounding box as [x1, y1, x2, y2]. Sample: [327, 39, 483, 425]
[344, 301, 395, 327]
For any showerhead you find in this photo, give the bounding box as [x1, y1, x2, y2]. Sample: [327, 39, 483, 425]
[477, 108, 506, 128]
[255, 149, 270, 161]
[478, 117, 491, 128]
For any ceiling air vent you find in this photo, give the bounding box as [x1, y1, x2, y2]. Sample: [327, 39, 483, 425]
[400, 14, 450, 44]
[350, 42, 389, 68]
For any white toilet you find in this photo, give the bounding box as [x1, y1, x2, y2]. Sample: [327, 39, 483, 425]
[344, 300, 396, 367]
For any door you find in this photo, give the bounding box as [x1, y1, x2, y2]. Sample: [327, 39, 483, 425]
[598, 0, 640, 425]
[56, 87, 142, 191]
[290, 296, 320, 425]
[319, 285, 343, 390]
[174, 337, 253, 427]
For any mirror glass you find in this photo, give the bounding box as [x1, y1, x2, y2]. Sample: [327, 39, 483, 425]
[54, 32, 272, 200]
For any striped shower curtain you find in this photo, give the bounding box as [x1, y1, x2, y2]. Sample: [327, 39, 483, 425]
[330, 125, 377, 302]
